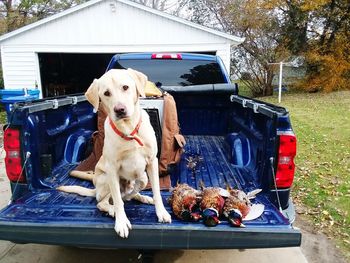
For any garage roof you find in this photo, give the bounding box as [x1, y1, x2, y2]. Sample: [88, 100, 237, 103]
[0, 0, 244, 44]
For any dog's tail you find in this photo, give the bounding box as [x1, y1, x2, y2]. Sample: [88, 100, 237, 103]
[57, 185, 96, 197]
[69, 170, 94, 181]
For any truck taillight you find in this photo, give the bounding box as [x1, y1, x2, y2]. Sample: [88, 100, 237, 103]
[151, 53, 182, 60]
[276, 134, 296, 188]
[4, 128, 26, 183]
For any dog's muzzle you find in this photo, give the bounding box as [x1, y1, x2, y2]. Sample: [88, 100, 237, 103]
[114, 105, 127, 119]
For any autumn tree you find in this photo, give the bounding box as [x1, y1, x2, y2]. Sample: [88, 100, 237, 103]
[301, 0, 350, 92]
[0, 0, 86, 34]
[132, 0, 190, 15]
[276, 1, 309, 55]
[263, 0, 349, 92]
[187, 0, 290, 96]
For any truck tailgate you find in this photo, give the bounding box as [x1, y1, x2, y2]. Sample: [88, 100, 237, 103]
[0, 189, 300, 249]
[0, 135, 301, 249]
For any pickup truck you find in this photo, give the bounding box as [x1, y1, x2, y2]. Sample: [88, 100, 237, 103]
[0, 53, 301, 251]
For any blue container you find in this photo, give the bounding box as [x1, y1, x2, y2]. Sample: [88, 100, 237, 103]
[0, 89, 40, 99]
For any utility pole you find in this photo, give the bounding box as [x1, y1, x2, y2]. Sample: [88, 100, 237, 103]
[278, 62, 283, 103]
[268, 61, 290, 103]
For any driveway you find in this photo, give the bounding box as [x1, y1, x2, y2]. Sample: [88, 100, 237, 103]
[0, 148, 308, 263]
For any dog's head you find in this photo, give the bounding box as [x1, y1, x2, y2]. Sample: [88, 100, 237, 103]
[85, 68, 147, 121]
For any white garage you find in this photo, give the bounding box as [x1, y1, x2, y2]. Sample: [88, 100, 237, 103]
[0, 0, 243, 97]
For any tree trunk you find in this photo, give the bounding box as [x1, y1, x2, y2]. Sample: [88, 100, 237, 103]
[264, 70, 274, 96]
[264, 84, 273, 96]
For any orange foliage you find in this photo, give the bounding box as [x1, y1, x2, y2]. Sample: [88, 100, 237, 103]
[300, 0, 330, 11]
[301, 34, 350, 92]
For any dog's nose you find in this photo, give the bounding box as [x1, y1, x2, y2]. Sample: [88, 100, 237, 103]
[114, 105, 127, 117]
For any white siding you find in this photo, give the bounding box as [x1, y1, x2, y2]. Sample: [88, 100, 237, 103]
[1, 47, 38, 90]
[2, 1, 229, 46]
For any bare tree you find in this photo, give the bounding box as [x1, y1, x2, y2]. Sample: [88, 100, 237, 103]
[132, 0, 175, 11]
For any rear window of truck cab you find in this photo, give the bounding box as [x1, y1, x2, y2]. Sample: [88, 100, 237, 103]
[111, 59, 227, 87]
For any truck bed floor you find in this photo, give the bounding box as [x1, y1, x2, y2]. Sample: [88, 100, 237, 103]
[173, 135, 257, 191]
[43, 135, 257, 191]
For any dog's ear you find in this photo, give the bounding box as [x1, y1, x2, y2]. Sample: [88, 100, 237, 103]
[127, 68, 147, 98]
[85, 79, 100, 111]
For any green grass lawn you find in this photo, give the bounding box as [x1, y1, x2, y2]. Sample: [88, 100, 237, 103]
[233, 80, 253, 97]
[261, 91, 350, 259]
[0, 110, 6, 124]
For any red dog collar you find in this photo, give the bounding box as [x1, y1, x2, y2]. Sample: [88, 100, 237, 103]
[108, 116, 144, 146]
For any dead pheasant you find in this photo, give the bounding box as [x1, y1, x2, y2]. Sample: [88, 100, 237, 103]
[200, 182, 229, 227]
[168, 183, 202, 221]
[223, 188, 263, 227]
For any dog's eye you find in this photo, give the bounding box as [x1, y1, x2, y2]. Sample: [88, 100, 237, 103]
[122, 85, 129, 91]
[104, 90, 111, 97]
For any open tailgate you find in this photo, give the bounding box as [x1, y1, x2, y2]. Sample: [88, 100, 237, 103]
[0, 189, 301, 249]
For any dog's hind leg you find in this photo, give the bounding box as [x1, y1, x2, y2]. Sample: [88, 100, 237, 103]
[122, 172, 153, 204]
[128, 173, 154, 204]
[57, 185, 96, 197]
[97, 193, 114, 217]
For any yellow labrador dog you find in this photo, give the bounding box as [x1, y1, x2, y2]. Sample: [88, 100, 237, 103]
[59, 69, 171, 238]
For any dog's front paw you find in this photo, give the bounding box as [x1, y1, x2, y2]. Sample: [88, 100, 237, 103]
[114, 217, 132, 238]
[156, 208, 172, 223]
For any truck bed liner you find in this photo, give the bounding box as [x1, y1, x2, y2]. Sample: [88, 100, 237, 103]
[42, 135, 256, 190]
[173, 135, 257, 191]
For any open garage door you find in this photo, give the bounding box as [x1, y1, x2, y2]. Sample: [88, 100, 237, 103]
[38, 53, 114, 98]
